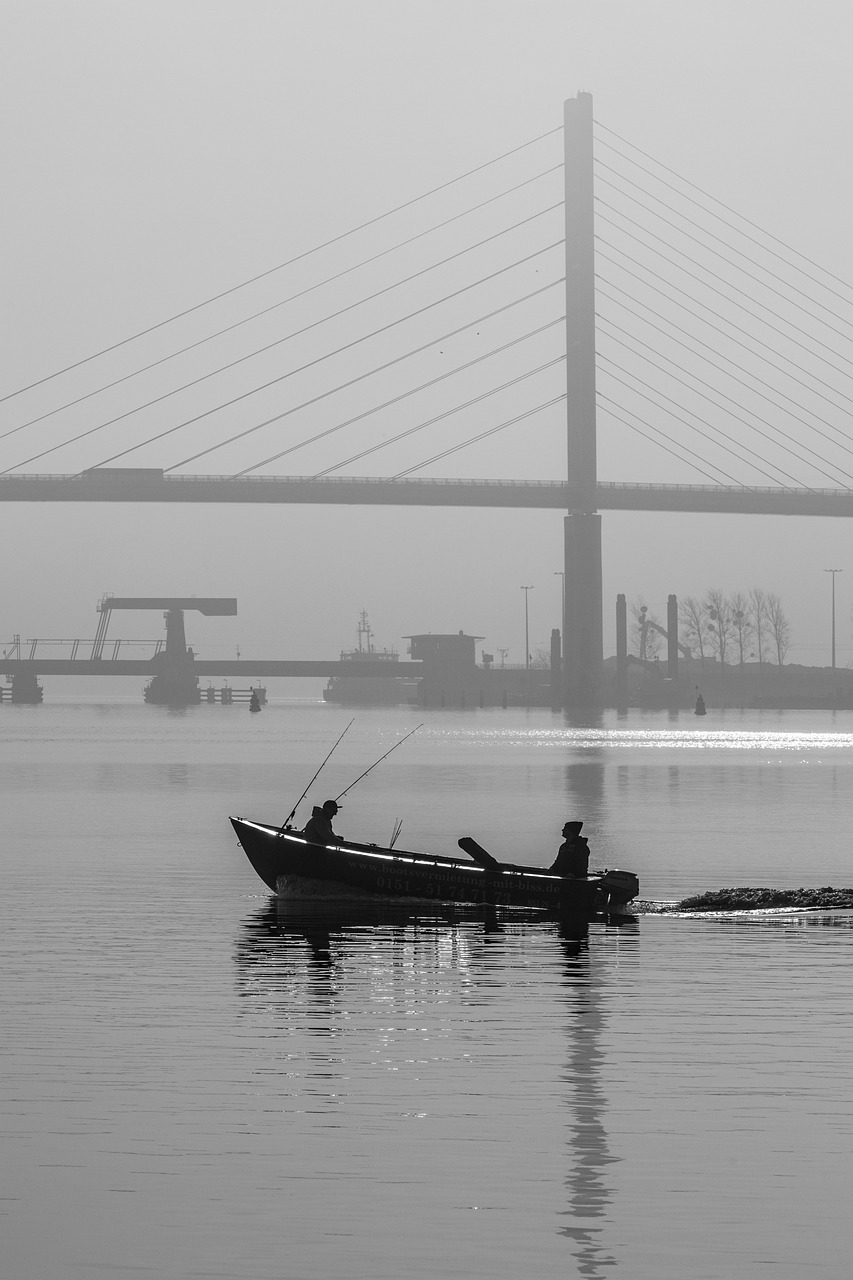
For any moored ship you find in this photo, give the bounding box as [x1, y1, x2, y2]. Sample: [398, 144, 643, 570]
[323, 611, 414, 705]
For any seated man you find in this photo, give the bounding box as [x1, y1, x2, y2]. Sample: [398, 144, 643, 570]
[303, 799, 342, 846]
[549, 820, 590, 877]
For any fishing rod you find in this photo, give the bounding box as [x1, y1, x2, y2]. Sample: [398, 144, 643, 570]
[334, 724, 424, 802]
[281, 718, 354, 829]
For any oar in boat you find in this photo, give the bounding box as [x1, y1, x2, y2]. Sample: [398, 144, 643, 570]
[458, 837, 503, 908]
[281, 718, 354, 829]
[457, 837, 501, 870]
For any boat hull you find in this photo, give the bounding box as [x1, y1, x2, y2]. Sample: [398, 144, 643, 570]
[322, 676, 411, 705]
[231, 818, 637, 917]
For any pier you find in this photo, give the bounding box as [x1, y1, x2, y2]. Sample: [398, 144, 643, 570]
[0, 594, 427, 704]
[0, 597, 569, 707]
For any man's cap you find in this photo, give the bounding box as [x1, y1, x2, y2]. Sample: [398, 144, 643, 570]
[322, 799, 340, 813]
[563, 820, 583, 830]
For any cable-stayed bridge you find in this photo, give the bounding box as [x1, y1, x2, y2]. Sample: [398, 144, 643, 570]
[3, 92, 853, 703]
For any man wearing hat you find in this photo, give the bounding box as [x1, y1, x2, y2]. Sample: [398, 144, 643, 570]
[549, 820, 589, 877]
[303, 799, 342, 846]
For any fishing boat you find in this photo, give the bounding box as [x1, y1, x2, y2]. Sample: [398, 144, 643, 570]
[231, 817, 639, 917]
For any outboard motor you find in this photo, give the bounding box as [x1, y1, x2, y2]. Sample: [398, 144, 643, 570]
[600, 869, 640, 910]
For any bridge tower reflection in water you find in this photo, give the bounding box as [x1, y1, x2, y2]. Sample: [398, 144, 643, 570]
[558, 928, 620, 1277]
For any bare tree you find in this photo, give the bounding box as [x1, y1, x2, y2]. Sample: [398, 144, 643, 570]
[766, 593, 791, 666]
[705, 587, 732, 667]
[729, 591, 754, 671]
[679, 596, 708, 669]
[748, 587, 768, 670]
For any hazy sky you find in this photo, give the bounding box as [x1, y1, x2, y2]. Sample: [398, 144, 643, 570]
[3, 1, 853, 678]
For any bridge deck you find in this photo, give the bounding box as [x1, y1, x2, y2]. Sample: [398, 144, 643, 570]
[1, 473, 853, 515]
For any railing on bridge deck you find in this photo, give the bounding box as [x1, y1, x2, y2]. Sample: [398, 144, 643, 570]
[595, 481, 853, 498]
[2, 637, 165, 661]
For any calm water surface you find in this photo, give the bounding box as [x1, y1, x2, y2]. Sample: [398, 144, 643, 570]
[2, 702, 853, 1278]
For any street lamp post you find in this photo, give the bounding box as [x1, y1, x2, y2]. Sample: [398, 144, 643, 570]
[521, 586, 533, 672]
[825, 569, 843, 668]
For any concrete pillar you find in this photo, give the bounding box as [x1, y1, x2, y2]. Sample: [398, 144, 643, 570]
[616, 594, 628, 709]
[667, 594, 679, 679]
[563, 512, 603, 706]
[550, 627, 562, 708]
[164, 608, 188, 658]
[11, 673, 44, 704]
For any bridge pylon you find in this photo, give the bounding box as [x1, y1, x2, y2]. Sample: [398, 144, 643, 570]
[562, 90, 602, 706]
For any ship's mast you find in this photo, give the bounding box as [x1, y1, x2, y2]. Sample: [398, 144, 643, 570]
[357, 610, 375, 654]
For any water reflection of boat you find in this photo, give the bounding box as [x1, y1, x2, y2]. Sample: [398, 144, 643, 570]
[323, 611, 414, 705]
[233, 900, 636, 1278]
[231, 817, 639, 917]
[235, 900, 594, 979]
[247, 896, 594, 936]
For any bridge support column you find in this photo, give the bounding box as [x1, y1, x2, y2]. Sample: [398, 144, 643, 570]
[11, 673, 44, 704]
[562, 512, 602, 706]
[550, 627, 562, 708]
[616, 593, 628, 710]
[667, 594, 679, 680]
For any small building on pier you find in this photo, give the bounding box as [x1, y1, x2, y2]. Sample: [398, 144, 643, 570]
[406, 631, 555, 708]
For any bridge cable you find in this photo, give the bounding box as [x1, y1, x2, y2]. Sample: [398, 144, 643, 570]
[393, 395, 567, 477]
[599, 365, 797, 486]
[229, 313, 565, 477]
[7, 165, 564, 442]
[166, 304, 564, 473]
[115, 253, 563, 476]
[597, 283, 853, 461]
[598, 340, 821, 486]
[313, 357, 565, 476]
[594, 137, 853, 309]
[597, 359, 804, 487]
[6, 237, 564, 474]
[595, 164, 853, 328]
[596, 252, 853, 413]
[594, 121, 853, 299]
[1, 203, 562, 458]
[595, 211, 853, 372]
[596, 186, 853, 345]
[597, 396, 742, 485]
[599, 321, 845, 484]
[0, 125, 562, 406]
